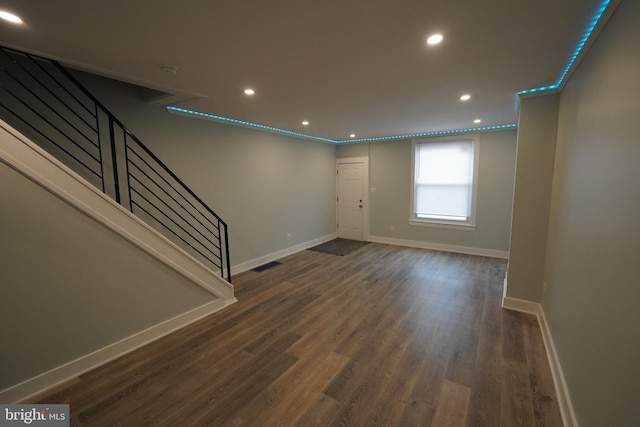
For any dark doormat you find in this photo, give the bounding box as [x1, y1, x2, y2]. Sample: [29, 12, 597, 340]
[252, 261, 281, 272]
[308, 238, 369, 256]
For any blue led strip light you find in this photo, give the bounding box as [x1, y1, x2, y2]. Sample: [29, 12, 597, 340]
[168, 104, 516, 144]
[335, 123, 518, 144]
[516, 0, 611, 99]
[166, 106, 338, 143]
[169, 1, 610, 144]
[555, 0, 611, 85]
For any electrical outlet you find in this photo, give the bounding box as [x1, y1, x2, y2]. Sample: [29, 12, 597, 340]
[286, 233, 292, 241]
[390, 225, 395, 232]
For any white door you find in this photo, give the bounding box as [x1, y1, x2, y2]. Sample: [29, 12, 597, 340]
[337, 162, 364, 240]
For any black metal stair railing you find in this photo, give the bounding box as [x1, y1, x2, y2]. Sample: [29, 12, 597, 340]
[0, 45, 231, 282]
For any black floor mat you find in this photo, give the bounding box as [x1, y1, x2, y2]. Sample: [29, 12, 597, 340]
[308, 238, 369, 256]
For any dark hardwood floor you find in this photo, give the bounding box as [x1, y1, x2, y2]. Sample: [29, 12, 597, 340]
[29, 243, 563, 426]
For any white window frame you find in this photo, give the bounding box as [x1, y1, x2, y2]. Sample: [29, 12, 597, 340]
[409, 134, 479, 231]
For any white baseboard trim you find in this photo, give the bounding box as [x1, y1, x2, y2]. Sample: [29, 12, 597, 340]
[0, 298, 236, 403]
[233, 233, 505, 275]
[502, 297, 578, 427]
[501, 296, 542, 316]
[368, 235, 509, 259]
[232, 232, 337, 275]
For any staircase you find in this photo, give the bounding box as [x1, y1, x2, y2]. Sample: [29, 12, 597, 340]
[0, 45, 237, 402]
[0, 45, 231, 282]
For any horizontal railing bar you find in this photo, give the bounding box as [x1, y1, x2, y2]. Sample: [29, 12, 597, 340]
[28, 52, 98, 120]
[0, 99, 103, 181]
[1, 49, 97, 129]
[131, 197, 222, 270]
[122, 142, 219, 230]
[129, 186, 221, 256]
[134, 202, 220, 268]
[128, 172, 222, 249]
[0, 85, 102, 164]
[1, 68, 99, 148]
[127, 146, 220, 236]
[122, 131, 227, 227]
[2, 48, 97, 120]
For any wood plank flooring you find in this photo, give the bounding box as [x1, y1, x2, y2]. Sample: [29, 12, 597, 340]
[28, 243, 563, 426]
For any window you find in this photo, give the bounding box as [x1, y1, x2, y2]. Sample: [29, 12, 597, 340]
[410, 135, 479, 229]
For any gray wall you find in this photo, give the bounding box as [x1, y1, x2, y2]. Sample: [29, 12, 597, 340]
[337, 130, 517, 253]
[541, 1, 640, 425]
[507, 94, 559, 301]
[0, 163, 216, 390]
[73, 72, 337, 268]
[78, 71, 515, 263]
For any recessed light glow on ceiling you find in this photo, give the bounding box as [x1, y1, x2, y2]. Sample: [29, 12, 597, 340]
[350, 134, 356, 138]
[302, 121, 309, 126]
[474, 119, 481, 124]
[244, 88, 255, 96]
[427, 34, 443, 45]
[460, 94, 471, 101]
[0, 10, 22, 24]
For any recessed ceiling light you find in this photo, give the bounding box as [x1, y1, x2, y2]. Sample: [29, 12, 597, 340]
[460, 94, 471, 101]
[302, 121, 309, 126]
[350, 134, 356, 138]
[0, 10, 23, 24]
[427, 33, 443, 45]
[244, 88, 255, 96]
[474, 119, 482, 124]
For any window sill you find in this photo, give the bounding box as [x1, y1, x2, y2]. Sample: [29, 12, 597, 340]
[408, 219, 476, 231]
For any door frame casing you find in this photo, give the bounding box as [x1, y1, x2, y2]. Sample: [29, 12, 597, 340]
[336, 156, 369, 241]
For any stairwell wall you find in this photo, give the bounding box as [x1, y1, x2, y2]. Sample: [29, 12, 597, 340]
[0, 158, 217, 393]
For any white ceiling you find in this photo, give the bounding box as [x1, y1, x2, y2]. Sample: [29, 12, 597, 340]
[0, 0, 609, 141]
